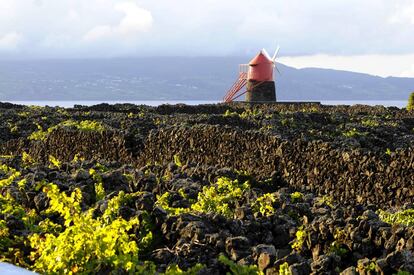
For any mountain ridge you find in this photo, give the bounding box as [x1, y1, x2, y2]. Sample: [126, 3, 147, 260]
[0, 57, 412, 101]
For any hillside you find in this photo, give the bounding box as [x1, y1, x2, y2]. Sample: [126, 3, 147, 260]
[0, 57, 413, 101]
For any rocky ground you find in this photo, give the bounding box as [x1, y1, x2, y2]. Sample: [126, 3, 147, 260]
[0, 102, 413, 274]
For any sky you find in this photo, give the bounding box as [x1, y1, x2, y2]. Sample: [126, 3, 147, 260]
[0, 0, 414, 77]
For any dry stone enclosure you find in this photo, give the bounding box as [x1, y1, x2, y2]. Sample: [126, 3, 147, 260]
[0, 102, 413, 274]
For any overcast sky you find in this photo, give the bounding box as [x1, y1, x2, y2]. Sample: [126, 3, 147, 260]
[1, 0, 414, 77]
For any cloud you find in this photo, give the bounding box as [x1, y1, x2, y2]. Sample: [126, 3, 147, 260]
[116, 2, 153, 35]
[33, 0, 42, 7]
[0, 0, 413, 64]
[83, 26, 113, 42]
[388, 1, 414, 24]
[41, 34, 73, 49]
[83, 2, 153, 42]
[0, 32, 22, 50]
[401, 64, 414, 77]
[67, 9, 80, 21]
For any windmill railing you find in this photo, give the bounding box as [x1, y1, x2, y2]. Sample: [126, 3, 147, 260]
[239, 64, 249, 76]
[223, 74, 248, 103]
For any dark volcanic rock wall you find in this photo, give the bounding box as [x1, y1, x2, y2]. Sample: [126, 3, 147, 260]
[0, 103, 413, 208]
[1, 130, 134, 164]
[2, 102, 414, 274]
[139, 125, 414, 207]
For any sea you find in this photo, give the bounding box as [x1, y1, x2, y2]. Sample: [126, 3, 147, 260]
[4, 100, 408, 108]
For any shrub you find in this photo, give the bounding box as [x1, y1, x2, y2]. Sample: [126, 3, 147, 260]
[291, 226, 307, 252]
[290, 192, 303, 203]
[343, 128, 362, 138]
[218, 254, 263, 275]
[329, 241, 348, 257]
[279, 262, 292, 275]
[22, 152, 35, 166]
[48, 155, 61, 169]
[50, 120, 106, 133]
[70, 120, 106, 132]
[174, 154, 183, 167]
[316, 195, 334, 208]
[240, 109, 262, 119]
[0, 169, 39, 265]
[357, 260, 377, 273]
[29, 184, 151, 274]
[0, 165, 21, 188]
[28, 120, 106, 141]
[252, 193, 276, 216]
[361, 119, 380, 127]
[164, 264, 205, 275]
[224, 110, 238, 117]
[28, 124, 49, 141]
[191, 177, 250, 218]
[407, 92, 414, 111]
[90, 168, 105, 201]
[155, 192, 190, 216]
[378, 209, 414, 226]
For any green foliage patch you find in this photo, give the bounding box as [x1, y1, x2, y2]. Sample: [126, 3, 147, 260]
[279, 262, 292, 275]
[164, 264, 205, 275]
[290, 192, 303, 203]
[252, 193, 276, 217]
[90, 168, 106, 201]
[173, 154, 183, 167]
[361, 118, 380, 127]
[0, 164, 21, 188]
[316, 195, 334, 208]
[156, 192, 190, 216]
[291, 226, 307, 252]
[407, 92, 414, 111]
[191, 177, 250, 218]
[223, 109, 262, 119]
[378, 209, 414, 226]
[28, 120, 107, 141]
[218, 254, 263, 275]
[67, 120, 106, 132]
[343, 128, 365, 138]
[29, 184, 150, 274]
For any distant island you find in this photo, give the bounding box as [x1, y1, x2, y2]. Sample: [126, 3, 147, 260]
[0, 57, 413, 101]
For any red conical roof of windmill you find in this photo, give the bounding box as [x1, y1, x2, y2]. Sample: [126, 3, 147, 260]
[249, 50, 273, 65]
[247, 50, 274, 81]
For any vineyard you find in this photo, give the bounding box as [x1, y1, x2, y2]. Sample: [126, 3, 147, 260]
[0, 102, 413, 274]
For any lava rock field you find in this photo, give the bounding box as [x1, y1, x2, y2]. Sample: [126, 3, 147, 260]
[0, 102, 413, 274]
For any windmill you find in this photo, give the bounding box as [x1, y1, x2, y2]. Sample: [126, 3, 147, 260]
[223, 46, 280, 103]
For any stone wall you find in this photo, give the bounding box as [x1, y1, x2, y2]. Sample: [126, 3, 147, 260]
[1, 129, 134, 164]
[138, 125, 414, 207]
[1, 103, 413, 207]
[2, 124, 413, 207]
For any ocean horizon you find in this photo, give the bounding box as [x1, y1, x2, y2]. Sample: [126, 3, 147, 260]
[2, 100, 408, 108]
